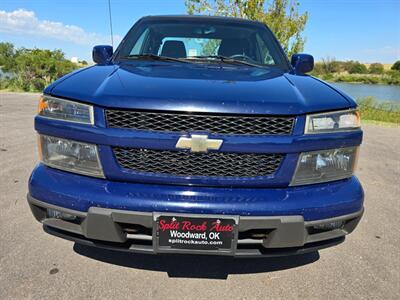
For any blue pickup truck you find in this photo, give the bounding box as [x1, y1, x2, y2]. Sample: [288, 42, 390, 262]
[28, 15, 364, 257]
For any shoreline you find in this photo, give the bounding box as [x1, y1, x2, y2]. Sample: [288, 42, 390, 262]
[313, 73, 400, 86]
[327, 80, 398, 86]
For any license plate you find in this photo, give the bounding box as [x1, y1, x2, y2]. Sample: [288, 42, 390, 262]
[153, 213, 239, 255]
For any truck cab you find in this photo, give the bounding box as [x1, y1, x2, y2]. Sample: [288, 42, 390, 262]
[28, 15, 363, 257]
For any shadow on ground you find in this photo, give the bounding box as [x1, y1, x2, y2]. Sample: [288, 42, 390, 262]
[73, 243, 320, 279]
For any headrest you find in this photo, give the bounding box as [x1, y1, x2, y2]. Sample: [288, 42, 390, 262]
[160, 41, 187, 58]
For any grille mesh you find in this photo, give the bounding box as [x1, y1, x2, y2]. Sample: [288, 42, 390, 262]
[106, 110, 294, 135]
[113, 147, 284, 178]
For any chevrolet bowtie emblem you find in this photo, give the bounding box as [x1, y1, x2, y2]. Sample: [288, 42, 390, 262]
[176, 135, 223, 153]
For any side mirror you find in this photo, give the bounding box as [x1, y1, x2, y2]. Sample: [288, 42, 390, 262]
[291, 53, 314, 73]
[92, 45, 113, 65]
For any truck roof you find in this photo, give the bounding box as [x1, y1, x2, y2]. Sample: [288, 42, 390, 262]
[139, 15, 265, 26]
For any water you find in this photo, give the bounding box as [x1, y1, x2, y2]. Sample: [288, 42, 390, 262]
[332, 82, 400, 102]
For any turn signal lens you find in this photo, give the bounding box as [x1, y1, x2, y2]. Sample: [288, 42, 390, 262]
[38, 95, 94, 124]
[38, 96, 48, 113]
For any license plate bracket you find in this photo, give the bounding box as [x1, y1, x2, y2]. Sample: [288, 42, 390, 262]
[153, 213, 239, 255]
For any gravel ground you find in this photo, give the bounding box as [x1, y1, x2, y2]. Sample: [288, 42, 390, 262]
[0, 92, 399, 300]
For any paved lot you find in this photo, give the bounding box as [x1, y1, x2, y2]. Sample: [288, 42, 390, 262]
[0, 92, 399, 299]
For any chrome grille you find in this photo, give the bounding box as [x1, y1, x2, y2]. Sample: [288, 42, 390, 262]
[105, 110, 294, 135]
[113, 147, 284, 178]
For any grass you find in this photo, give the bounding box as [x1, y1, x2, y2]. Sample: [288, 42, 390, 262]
[315, 72, 400, 85]
[357, 97, 400, 125]
[361, 119, 399, 127]
[0, 86, 27, 93]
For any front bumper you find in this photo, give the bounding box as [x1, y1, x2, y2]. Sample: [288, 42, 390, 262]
[29, 164, 364, 221]
[28, 165, 364, 257]
[28, 196, 363, 257]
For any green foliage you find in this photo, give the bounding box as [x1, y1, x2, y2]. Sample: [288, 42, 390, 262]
[391, 60, 400, 71]
[311, 57, 399, 85]
[335, 74, 380, 84]
[347, 61, 368, 74]
[0, 42, 79, 92]
[185, 0, 308, 57]
[368, 63, 384, 74]
[320, 57, 342, 73]
[0, 42, 16, 72]
[384, 70, 400, 85]
[313, 59, 345, 75]
[201, 39, 221, 56]
[314, 72, 400, 85]
[357, 97, 400, 124]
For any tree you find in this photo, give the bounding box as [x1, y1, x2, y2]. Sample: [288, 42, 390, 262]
[0, 42, 79, 91]
[185, 0, 308, 57]
[201, 39, 220, 56]
[0, 42, 16, 72]
[391, 60, 400, 71]
[368, 63, 384, 74]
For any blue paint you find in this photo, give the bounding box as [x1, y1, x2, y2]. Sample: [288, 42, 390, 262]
[30, 16, 364, 225]
[45, 62, 355, 115]
[29, 164, 363, 221]
[34, 115, 362, 187]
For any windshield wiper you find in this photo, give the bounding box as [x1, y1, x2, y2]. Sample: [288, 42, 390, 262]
[190, 55, 264, 68]
[122, 54, 191, 64]
[122, 54, 264, 68]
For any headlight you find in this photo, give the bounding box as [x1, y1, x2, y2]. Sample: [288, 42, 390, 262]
[38, 95, 94, 124]
[290, 147, 358, 186]
[38, 135, 104, 178]
[305, 109, 360, 134]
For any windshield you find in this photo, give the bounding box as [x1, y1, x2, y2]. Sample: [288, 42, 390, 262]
[115, 18, 289, 69]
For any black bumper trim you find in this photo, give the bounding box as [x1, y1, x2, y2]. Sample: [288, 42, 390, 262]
[28, 194, 363, 257]
[43, 225, 345, 258]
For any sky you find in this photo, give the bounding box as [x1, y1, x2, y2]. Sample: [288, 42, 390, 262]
[1, 0, 399, 63]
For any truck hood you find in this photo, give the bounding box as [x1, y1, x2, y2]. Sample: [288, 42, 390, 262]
[47, 61, 354, 115]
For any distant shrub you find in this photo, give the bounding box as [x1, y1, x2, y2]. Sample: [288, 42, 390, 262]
[391, 60, 400, 71]
[312, 62, 324, 75]
[311, 58, 399, 85]
[321, 57, 342, 73]
[384, 70, 400, 85]
[368, 63, 384, 74]
[348, 61, 368, 74]
[312, 57, 346, 76]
